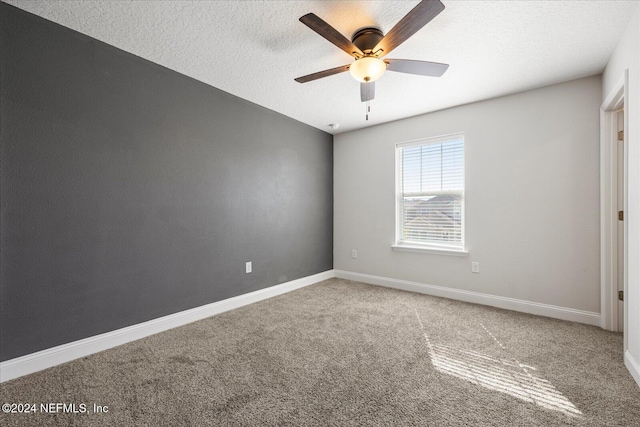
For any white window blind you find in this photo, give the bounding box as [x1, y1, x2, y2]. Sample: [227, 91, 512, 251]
[396, 134, 464, 250]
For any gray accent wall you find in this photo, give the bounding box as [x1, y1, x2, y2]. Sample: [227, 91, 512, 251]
[0, 3, 333, 361]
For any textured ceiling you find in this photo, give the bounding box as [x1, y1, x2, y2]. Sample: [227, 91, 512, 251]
[5, 0, 638, 134]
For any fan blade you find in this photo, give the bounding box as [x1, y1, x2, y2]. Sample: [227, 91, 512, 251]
[386, 59, 448, 77]
[294, 64, 351, 83]
[360, 82, 375, 102]
[300, 13, 363, 57]
[373, 0, 445, 56]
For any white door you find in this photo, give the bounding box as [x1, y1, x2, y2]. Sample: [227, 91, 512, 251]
[617, 109, 624, 332]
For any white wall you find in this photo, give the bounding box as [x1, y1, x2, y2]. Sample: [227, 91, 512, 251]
[334, 76, 602, 313]
[603, 5, 640, 385]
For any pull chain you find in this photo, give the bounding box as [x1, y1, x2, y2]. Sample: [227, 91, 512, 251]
[365, 80, 371, 121]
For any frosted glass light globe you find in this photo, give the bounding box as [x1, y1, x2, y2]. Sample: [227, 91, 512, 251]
[349, 57, 386, 83]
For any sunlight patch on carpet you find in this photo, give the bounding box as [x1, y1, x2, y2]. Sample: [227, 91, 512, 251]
[414, 310, 582, 418]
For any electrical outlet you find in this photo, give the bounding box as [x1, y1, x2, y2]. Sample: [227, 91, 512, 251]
[246, 262, 252, 274]
[351, 250, 358, 259]
[471, 262, 480, 273]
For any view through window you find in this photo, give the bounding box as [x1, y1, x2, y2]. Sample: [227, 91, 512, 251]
[396, 133, 465, 250]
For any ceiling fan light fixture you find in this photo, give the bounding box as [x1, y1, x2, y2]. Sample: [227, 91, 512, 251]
[349, 57, 386, 83]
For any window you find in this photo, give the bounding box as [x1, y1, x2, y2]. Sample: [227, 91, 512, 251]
[395, 133, 465, 253]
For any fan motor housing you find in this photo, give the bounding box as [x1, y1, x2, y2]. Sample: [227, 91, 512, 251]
[352, 27, 384, 54]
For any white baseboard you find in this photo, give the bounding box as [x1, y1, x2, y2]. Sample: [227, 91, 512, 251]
[0, 270, 334, 383]
[335, 270, 601, 326]
[625, 350, 640, 389]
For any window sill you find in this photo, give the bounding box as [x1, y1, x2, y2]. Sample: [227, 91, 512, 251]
[391, 244, 469, 257]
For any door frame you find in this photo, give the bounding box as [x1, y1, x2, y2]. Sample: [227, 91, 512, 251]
[600, 70, 628, 341]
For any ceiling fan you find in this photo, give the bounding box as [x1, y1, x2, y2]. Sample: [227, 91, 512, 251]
[294, 0, 449, 119]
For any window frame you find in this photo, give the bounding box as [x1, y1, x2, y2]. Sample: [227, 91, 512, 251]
[393, 133, 468, 256]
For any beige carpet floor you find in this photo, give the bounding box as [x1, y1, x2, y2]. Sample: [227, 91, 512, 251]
[1, 278, 639, 426]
